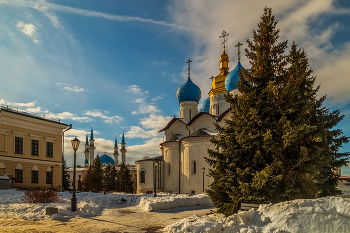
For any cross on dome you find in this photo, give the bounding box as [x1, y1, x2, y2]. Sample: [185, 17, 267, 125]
[219, 31, 229, 51]
[235, 42, 243, 61]
[186, 59, 192, 76]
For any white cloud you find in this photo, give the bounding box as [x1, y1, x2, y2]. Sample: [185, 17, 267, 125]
[134, 98, 145, 103]
[125, 137, 164, 163]
[127, 85, 148, 96]
[151, 96, 163, 101]
[131, 105, 160, 115]
[85, 110, 123, 124]
[153, 61, 169, 66]
[56, 82, 84, 92]
[4, 0, 187, 30]
[16, 20, 40, 43]
[46, 112, 92, 122]
[0, 99, 36, 107]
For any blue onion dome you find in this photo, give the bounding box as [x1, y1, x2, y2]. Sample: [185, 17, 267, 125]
[100, 154, 115, 165]
[225, 61, 243, 91]
[202, 97, 210, 113]
[176, 77, 201, 104]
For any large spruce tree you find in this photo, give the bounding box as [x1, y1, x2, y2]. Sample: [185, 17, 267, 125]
[91, 156, 103, 192]
[206, 8, 349, 216]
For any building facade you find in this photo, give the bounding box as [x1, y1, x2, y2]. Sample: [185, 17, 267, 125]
[0, 106, 69, 191]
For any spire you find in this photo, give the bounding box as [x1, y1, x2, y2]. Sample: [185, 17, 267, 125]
[85, 134, 89, 145]
[115, 135, 118, 148]
[90, 125, 94, 140]
[121, 131, 125, 144]
[219, 31, 229, 76]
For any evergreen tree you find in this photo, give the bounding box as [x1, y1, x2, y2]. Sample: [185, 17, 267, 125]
[117, 163, 134, 193]
[206, 8, 349, 216]
[82, 165, 93, 191]
[103, 164, 118, 192]
[77, 178, 82, 191]
[62, 156, 70, 191]
[91, 156, 103, 192]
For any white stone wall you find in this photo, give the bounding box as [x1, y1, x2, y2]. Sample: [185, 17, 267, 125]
[210, 93, 230, 116]
[180, 101, 198, 122]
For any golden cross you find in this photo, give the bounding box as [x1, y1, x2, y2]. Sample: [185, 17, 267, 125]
[209, 76, 214, 81]
[219, 31, 229, 49]
[235, 42, 243, 61]
[186, 59, 192, 76]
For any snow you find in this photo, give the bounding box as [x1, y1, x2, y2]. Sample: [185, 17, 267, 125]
[139, 193, 213, 211]
[0, 190, 213, 221]
[1, 189, 350, 233]
[0, 174, 11, 180]
[164, 196, 350, 233]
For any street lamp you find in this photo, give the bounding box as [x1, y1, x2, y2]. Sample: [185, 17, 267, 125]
[71, 137, 80, 212]
[50, 166, 54, 189]
[202, 167, 205, 193]
[154, 160, 158, 197]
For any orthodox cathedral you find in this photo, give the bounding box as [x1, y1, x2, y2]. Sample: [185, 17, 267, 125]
[136, 31, 244, 194]
[83, 127, 127, 167]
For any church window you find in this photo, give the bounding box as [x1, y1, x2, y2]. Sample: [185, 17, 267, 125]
[140, 170, 145, 183]
[193, 161, 197, 174]
[168, 163, 171, 175]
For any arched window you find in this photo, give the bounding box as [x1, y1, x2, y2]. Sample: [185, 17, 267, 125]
[140, 170, 145, 183]
[193, 161, 196, 174]
[168, 162, 171, 175]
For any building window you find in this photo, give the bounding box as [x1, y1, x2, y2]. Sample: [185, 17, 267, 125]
[31, 140, 39, 156]
[68, 174, 70, 179]
[193, 161, 197, 174]
[15, 137, 23, 154]
[31, 170, 38, 183]
[79, 175, 81, 180]
[15, 169, 23, 183]
[46, 171, 53, 184]
[140, 170, 145, 183]
[46, 142, 53, 158]
[168, 163, 171, 175]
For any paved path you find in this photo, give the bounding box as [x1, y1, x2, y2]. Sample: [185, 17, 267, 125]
[0, 205, 216, 233]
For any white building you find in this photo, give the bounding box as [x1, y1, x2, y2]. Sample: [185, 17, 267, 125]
[136, 33, 243, 194]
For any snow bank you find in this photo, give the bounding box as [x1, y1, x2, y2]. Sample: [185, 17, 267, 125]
[139, 193, 213, 212]
[0, 190, 144, 221]
[164, 196, 350, 233]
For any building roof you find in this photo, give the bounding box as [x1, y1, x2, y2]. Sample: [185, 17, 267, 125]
[225, 61, 243, 91]
[100, 154, 115, 165]
[0, 105, 68, 126]
[135, 156, 163, 163]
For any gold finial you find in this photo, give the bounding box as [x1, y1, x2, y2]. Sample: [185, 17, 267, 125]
[235, 42, 243, 61]
[186, 59, 192, 76]
[219, 31, 229, 52]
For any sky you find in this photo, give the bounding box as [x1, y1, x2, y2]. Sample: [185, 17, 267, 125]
[1, 0, 350, 174]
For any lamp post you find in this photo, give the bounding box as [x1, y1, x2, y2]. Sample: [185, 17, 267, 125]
[154, 160, 158, 197]
[50, 166, 54, 189]
[71, 137, 80, 212]
[202, 167, 205, 193]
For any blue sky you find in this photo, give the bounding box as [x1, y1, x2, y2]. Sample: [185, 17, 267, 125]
[1, 0, 350, 175]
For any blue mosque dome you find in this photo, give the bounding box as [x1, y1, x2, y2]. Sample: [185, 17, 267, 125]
[100, 154, 115, 165]
[176, 77, 201, 104]
[225, 61, 243, 91]
[202, 97, 210, 113]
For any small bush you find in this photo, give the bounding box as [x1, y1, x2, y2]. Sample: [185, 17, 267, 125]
[22, 188, 61, 203]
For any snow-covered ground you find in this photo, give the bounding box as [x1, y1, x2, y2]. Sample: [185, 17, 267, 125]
[0, 189, 213, 221]
[165, 196, 350, 233]
[1, 188, 350, 232]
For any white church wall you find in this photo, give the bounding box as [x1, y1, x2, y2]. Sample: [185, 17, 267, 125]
[163, 143, 180, 194]
[188, 116, 217, 134]
[167, 121, 188, 140]
[180, 101, 198, 122]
